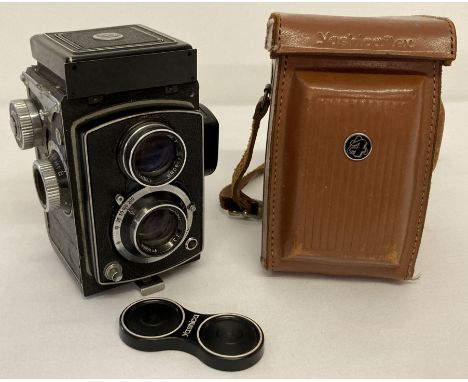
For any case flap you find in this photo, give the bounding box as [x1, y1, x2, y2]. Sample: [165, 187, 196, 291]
[265, 13, 456, 64]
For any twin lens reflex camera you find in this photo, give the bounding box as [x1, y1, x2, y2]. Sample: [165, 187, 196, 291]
[9, 25, 219, 296]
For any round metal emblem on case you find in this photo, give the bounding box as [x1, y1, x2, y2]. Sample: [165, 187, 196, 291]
[92, 32, 124, 41]
[344, 133, 372, 161]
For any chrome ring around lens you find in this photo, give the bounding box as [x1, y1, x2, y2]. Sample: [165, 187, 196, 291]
[120, 122, 187, 187]
[130, 204, 188, 258]
[112, 185, 193, 264]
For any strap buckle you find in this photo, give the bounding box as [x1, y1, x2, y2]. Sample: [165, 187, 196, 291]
[258, 84, 272, 112]
[228, 207, 262, 220]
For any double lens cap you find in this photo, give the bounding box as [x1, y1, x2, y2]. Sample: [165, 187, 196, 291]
[120, 298, 264, 371]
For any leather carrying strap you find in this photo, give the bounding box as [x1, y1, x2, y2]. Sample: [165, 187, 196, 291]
[219, 84, 444, 219]
[219, 84, 271, 219]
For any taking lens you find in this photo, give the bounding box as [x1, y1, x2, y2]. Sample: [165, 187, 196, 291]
[136, 208, 179, 250]
[113, 187, 192, 264]
[132, 204, 187, 258]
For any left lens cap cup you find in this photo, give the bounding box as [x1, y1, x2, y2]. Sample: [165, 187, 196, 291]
[120, 298, 186, 349]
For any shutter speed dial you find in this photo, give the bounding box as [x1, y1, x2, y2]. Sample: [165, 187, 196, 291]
[9, 99, 43, 150]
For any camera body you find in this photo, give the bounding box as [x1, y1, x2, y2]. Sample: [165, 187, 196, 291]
[9, 25, 218, 296]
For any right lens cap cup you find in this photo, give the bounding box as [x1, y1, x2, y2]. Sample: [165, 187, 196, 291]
[196, 313, 264, 371]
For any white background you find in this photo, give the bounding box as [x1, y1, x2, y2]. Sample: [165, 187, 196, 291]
[0, 2, 467, 378]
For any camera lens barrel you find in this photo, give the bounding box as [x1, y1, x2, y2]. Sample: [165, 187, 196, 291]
[131, 204, 186, 256]
[112, 185, 193, 263]
[120, 122, 186, 187]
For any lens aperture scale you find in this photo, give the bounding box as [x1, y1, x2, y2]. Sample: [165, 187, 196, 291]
[119, 298, 264, 371]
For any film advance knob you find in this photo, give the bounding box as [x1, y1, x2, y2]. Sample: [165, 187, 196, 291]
[32, 158, 61, 212]
[9, 99, 43, 150]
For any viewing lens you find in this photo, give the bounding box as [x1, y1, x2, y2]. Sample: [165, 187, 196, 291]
[133, 134, 177, 178]
[122, 125, 186, 186]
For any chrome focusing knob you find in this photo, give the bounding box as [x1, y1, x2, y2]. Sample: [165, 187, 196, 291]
[32, 158, 61, 212]
[9, 99, 43, 150]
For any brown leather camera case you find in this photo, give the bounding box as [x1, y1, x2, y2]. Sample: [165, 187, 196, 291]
[221, 13, 457, 280]
[263, 13, 457, 279]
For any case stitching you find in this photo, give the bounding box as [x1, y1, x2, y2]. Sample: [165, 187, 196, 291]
[271, 56, 288, 270]
[406, 61, 437, 279]
[270, 16, 287, 271]
[435, 16, 455, 56]
[448, 19, 455, 56]
[277, 13, 282, 50]
[422, 16, 455, 57]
